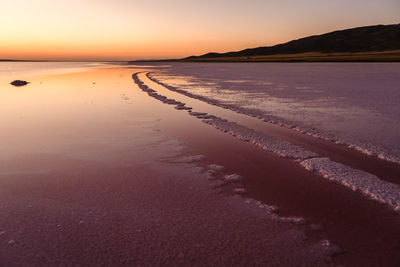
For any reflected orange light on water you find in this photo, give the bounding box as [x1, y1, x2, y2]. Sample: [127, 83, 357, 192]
[0, 67, 161, 158]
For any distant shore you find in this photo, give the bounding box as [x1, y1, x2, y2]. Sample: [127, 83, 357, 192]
[180, 50, 400, 62]
[126, 50, 400, 63]
[180, 24, 400, 63]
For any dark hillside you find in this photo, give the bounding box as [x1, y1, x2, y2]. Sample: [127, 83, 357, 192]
[186, 24, 400, 60]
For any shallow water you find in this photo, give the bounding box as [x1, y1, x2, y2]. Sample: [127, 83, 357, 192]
[1, 62, 399, 266]
[0, 62, 115, 82]
[0, 63, 343, 266]
[152, 62, 400, 162]
[133, 70, 400, 266]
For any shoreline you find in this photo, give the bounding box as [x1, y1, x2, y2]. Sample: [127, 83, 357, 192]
[0, 66, 343, 266]
[181, 50, 400, 62]
[0, 64, 399, 266]
[134, 71, 400, 210]
[146, 70, 400, 170]
[146, 63, 400, 166]
[133, 70, 400, 266]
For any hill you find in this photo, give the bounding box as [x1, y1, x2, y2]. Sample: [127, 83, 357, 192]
[184, 24, 400, 62]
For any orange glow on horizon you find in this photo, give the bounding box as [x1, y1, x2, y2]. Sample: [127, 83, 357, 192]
[1, 0, 399, 61]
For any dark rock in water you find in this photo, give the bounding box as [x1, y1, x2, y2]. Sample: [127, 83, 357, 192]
[10, 80, 29, 87]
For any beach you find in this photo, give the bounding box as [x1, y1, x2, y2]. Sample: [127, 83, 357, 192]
[0, 62, 399, 266]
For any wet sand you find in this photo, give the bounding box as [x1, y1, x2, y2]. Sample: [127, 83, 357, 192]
[0, 65, 399, 266]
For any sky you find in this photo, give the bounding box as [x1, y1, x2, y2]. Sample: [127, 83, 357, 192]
[0, 0, 399, 61]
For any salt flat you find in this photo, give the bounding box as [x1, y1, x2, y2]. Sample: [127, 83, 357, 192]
[1, 62, 399, 266]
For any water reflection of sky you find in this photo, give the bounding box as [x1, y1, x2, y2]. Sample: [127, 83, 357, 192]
[0, 67, 164, 162]
[152, 65, 400, 158]
[153, 72, 378, 122]
[0, 62, 130, 83]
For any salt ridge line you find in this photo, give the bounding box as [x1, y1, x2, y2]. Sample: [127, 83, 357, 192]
[133, 72, 317, 161]
[301, 158, 400, 212]
[204, 117, 400, 211]
[194, 161, 342, 259]
[147, 72, 400, 165]
[146, 71, 400, 188]
[132, 72, 400, 212]
[203, 118, 317, 161]
[134, 72, 321, 224]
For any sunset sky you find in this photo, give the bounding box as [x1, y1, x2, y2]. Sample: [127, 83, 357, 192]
[1, 0, 399, 61]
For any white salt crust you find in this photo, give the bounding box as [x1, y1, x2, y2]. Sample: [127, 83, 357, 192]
[133, 72, 400, 213]
[207, 164, 226, 171]
[224, 174, 244, 183]
[300, 157, 400, 211]
[204, 118, 318, 161]
[171, 155, 207, 163]
[148, 72, 400, 165]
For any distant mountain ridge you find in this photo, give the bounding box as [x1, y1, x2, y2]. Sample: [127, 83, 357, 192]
[185, 24, 400, 60]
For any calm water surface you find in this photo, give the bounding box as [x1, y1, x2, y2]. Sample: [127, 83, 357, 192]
[153, 62, 400, 162]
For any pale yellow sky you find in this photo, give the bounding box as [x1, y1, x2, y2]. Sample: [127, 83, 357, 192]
[0, 0, 399, 60]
